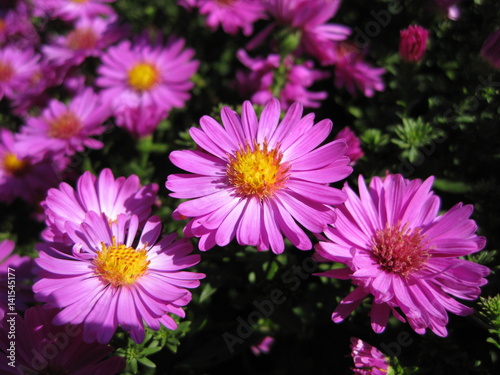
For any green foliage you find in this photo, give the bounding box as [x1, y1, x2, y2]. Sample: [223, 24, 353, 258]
[479, 295, 500, 350]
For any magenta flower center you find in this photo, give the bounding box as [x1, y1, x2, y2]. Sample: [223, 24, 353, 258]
[66, 28, 98, 50]
[48, 111, 82, 140]
[371, 223, 430, 276]
[226, 140, 290, 199]
[93, 237, 150, 286]
[2, 153, 30, 177]
[0, 61, 14, 82]
[127, 62, 160, 91]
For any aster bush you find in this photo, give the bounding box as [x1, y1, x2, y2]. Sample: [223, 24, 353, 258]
[1, 1, 500, 374]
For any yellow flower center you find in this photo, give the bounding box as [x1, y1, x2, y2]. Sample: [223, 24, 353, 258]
[48, 111, 82, 140]
[66, 28, 98, 50]
[2, 153, 30, 177]
[372, 222, 430, 277]
[127, 63, 160, 91]
[0, 61, 14, 83]
[93, 237, 150, 287]
[226, 140, 290, 199]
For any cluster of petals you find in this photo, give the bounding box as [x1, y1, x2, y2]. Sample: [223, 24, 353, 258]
[333, 43, 386, 97]
[96, 34, 199, 137]
[167, 98, 353, 253]
[265, 0, 351, 64]
[0, 45, 40, 100]
[16, 88, 111, 161]
[350, 337, 390, 375]
[34, 212, 205, 344]
[314, 174, 490, 337]
[334, 127, 364, 165]
[181, 0, 267, 36]
[236, 49, 329, 109]
[0, 305, 125, 374]
[0, 239, 35, 320]
[0, 2, 39, 48]
[42, 15, 127, 69]
[41, 168, 159, 243]
[433, 0, 461, 20]
[32, 0, 117, 21]
[0, 129, 62, 204]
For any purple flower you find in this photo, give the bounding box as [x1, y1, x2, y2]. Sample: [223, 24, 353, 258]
[334, 127, 364, 165]
[34, 212, 205, 344]
[96, 34, 199, 137]
[166, 99, 352, 253]
[32, 0, 117, 21]
[41, 168, 159, 243]
[197, 0, 267, 36]
[0, 2, 39, 48]
[236, 49, 329, 109]
[350, 337, 390, 375]
[0, 129, 63, 204]
[480, 29, 500, 69]
[16, 88, 111, 160]
[42, 15, 127, 69]
[399, 25, 429, 62]
[0, 45, 40, 100]
[0, 306, 125, 374]
[314, 174, 490, 336]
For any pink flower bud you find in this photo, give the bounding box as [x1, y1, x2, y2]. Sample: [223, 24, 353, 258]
[399, 25, 429, 62]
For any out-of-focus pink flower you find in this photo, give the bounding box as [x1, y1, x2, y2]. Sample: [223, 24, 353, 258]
[0, 129, 63, 204]
[236, 49, 329, 109]
[34, 212, 205, 344]
[32, 0, 117, 21]
[167, 99, 352, 253]
[42, 15, 127, 69]
[0, 2, 39, 48]
[0, 306, 125, 374]
[399, 25, 429, 62]
[433, 0, 461, 20]
[334, 127, 363, 165]
[0, 239, 35, 320]
[96, 34, 198, 137]
[250, 336, 275, 356]
[16, 88, 111, 160]
[265, 0, 350, 64]
[41, 168, 159, 244]
[334, 43, 385, 97]
[350, 337, 390, 375]
[196, 0, 267, 36]
[480, 29, 500, 69]
[0, 46, 40, 101]
[314, 174, 490, 337]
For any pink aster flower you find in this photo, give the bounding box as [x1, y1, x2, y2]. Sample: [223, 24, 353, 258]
[0, 45, 40, 100]
[42, 15, 127, 69]
[197, 0, 267, 36]
[32, 0, 117, 21]
[0, 239, 35, 320]
[334, 43, 385, 97]
[0, 305, 125, 374]
[265, 0, 351, 64]
[166, 98, 353, 253]
[96, 34, 199, 135]
[0, 129, 63, 204]
[480, 28, 500, 69]
[314, 174, 490, 337]
[236, 49, 329, 109]
[33, 212, 205, 344]
[350, 337, 390, 375]
[334, 127, 364, 165]
[399, 25, 429, 62]
[433, 0, 461, 20]
[16, 88, 111, 160]
[0, 2, 39, 48]
[41, 168, 159, 243]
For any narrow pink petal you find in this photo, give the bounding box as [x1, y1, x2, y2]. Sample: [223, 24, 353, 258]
[282, 119, 332, 162]
[215, 199, 247, 246]
[262, 201, 284, 254]
[221, 107, 245, 146]
[331, 286, 367, 322]
[176, 189, 235, 218]
[257, 98, 280, 143]
[290, 139, 347, 171]
[241, 100, 258, 140]
[199, 115, 238, 153]
[166, 174, 226, 199]
[370, 302, 391, 333]
[169, 149, 226, 176]
[139, 216, 161, 248]
[271, 198, 312, 250]
[190, 127, 227, 159]
[236, 197, 262, 246]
